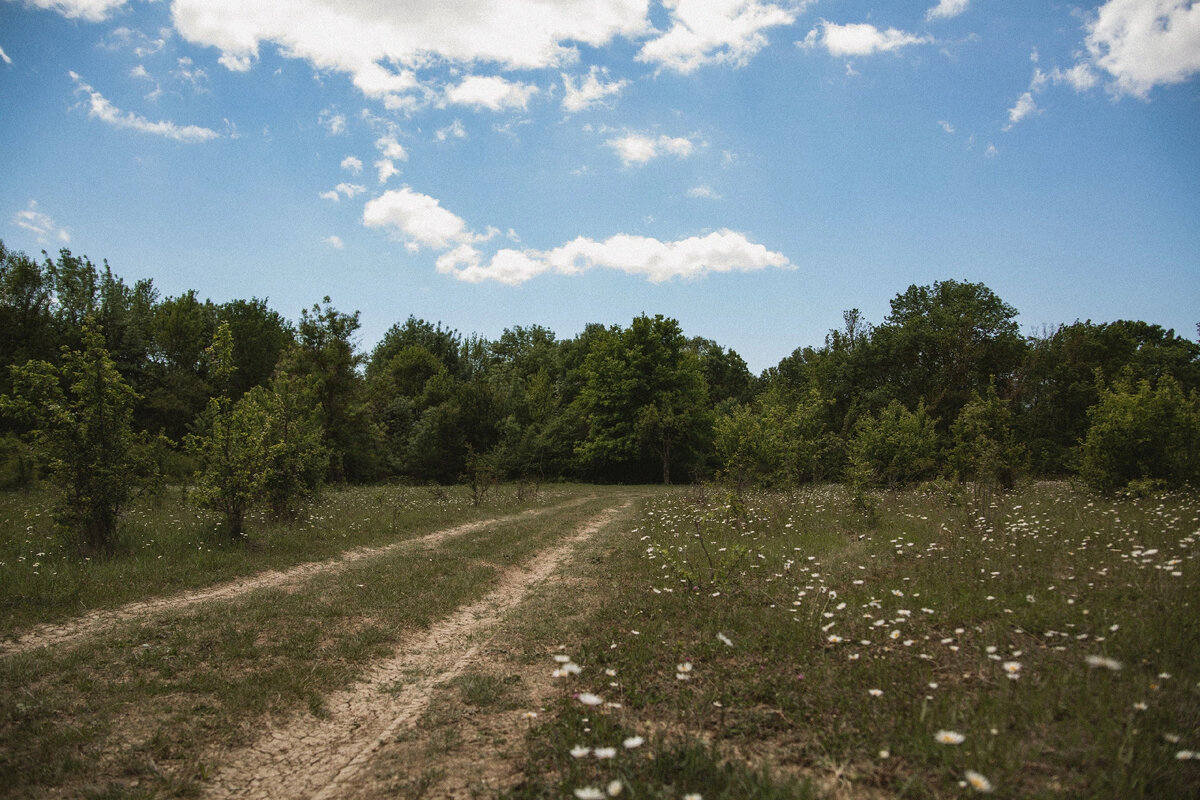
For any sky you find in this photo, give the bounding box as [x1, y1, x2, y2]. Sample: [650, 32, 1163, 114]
[1, 0, 1198, 373]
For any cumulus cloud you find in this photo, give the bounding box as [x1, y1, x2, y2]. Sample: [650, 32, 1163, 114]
[171, 0, 649, 107]
[444, 75, 539, 111]
[638, 0, 797, 74]
[1082, 0, 1200, 98]
[69, 72, 220, 142]
[925, 0, 969, 22]
[13, 200, 70, 245]
[801, 21, 931, 57]
[341, 155, 363, 174]
[362, 187, 479, 251]
[21, 0, 126, 22]
[436, 229, 791, 285]
[375, 159, 400, 184]
[562, 66, 629, 112]
[606, 133, 696, 166]
[375, 135, 407, 161]
[323, 235, 344, 249]
[319, 182, 366, 202]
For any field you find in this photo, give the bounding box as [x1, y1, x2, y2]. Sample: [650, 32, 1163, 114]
[1, 481, 1197, 799]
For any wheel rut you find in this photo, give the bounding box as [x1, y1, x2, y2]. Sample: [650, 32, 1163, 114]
[203, 502, 628, 800]
[0, 498, 593, 658]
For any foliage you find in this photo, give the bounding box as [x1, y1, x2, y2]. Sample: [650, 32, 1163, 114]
[846, 400, 940, 489]
[948, 383, 1026, 494]
[1078, 373, 1200, 493]
[0, 320, 156, 550]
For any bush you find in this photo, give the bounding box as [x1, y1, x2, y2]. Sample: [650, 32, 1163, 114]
[846, 400, 940, 489]
[1079, 373, 1200, 493]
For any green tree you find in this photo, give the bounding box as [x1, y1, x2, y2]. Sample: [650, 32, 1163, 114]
[246, 369, 328, 518]
[949, 384, 1026, 493]
[575, 315, 709, 483]
[1078, 374, 1200, 493]
[0, 319, 156, 550]
[846, 400, 940, 489]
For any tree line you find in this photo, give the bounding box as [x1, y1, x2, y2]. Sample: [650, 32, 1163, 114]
[2, 241, 1198, 547]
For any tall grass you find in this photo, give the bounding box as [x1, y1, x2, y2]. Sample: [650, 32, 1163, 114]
[504, 482, 1200, 799]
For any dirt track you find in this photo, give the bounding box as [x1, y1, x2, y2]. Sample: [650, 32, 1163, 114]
[0, 499, 590, 658]
[203, 503, 627, 799]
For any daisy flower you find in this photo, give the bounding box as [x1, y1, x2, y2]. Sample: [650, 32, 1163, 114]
[935, 730, 965, 745]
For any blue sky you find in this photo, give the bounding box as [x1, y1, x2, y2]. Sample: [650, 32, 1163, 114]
[1, 0, 1197, 372]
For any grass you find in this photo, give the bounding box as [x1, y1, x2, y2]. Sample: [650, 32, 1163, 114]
[496, 481, 1200, 799]
[0, 482, 585, 633]
[0, 485, 616, 798]
[2, 480, 1197, 799]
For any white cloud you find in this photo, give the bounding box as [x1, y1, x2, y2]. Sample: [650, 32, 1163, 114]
[985, 143, 998, 157]
[171, 0, 650, 107]
[436, 119, 468, 141]
[925, 0, 969, 22]
[606, 133, 696, 166]
[375, 159, 399, 184]
[638, 0, 797, 74]
[444, 75, 539, 111]
[562, 66, 630, 112]
[341, 155, 363, 174]
[129, 64, 151, 80]
[374, 135, 407, 161]
[362, 187, 476, 251]
[21, 0, 126, 22]
[1052, 63, 1100, 92]
[1004, 91, 1038, 128]
[436, 229, 791, 285]
[1082, 0, 1200, 98]
[801, 21, 931, 57]
[323, 235, 344, 249]
[13, 200, 70, 244]
[319, 108, 347, 135]
[686, 184, 722, 199]
[1, 46, 13, 65]
[69, 72, 220, 142]
[319, 182, 366, 202]
[938, 119, 955, 134]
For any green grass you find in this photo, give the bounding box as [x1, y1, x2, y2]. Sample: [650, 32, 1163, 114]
[499, 482, 1200, 799]
[0, 486, 615, 799]
[0, 482, 586, 633]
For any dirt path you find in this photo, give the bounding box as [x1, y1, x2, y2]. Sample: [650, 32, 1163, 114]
[203, 502, 628, 800]
[0, 499, 592, 658]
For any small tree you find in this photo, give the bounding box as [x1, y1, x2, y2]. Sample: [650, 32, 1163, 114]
[186, 323, 268, 538]
[846, 400, 940, 489]
[949, 385, 1026, 497]
[0, 320, 156, 551]
[1079, 373, 1200, 493]
[253, 369, 328, 518]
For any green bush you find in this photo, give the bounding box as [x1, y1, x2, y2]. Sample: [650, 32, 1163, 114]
[845, 400, 940, 489]
[1078, 373, 1200, 492]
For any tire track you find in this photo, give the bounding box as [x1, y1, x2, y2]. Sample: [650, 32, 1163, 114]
[1, 498, 594, 657]
[203, 502, 628, 800]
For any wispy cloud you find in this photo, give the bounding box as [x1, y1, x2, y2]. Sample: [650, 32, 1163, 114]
[444, 75, 539, 112]
[13, 200, 70, 244]
[23, 0, 126, 23]
[340, 155, 363, 175]
[323, 235, 344, 249]
[69, 71, 220, 142]
[319, 183, 366, 202]
[0, 45, 12, 65]
[926, 0, 969, 22]
[638, 0, 797, 74]
[687, 185, 722, 199]
[562, 66, 629, 112]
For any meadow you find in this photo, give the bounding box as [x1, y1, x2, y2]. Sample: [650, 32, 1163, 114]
[0, 481, 1197, 798]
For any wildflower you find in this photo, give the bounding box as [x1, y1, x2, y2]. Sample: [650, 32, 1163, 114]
[1176, 750, 1196, 760]
[577, 693, 604, 706]
[868, 688, 883, 697]
[1085, 655, 1123, 671]
[593, 747, 617, 759]
[879, 749, 890, 759]
[570, 745, 591, 758]
[677, 662, 693, 673]
[1003, 661, 1022, 678]
[574, 786, 605, 799]
[965, 770, 994, 793]
[607, 779, 624, 796]
[717, 632, 733, 646]
[935, 730, 966, 745]
[523, 711, 538, 719]
[827, 634, 843, 643]
[1133, 702, 1147, 711]
[683, 794, 703, 800]
[554, 654, 572, 663]
[623, 736, 644, 749]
